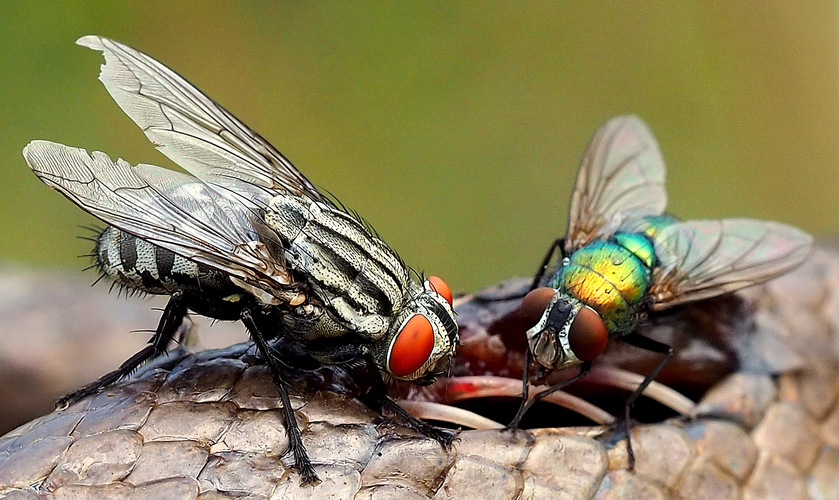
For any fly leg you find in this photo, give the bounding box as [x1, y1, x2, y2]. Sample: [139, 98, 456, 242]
[529, 237, 565, 291]
[56, 290, 188, 409]
[475, 238, 566, 304]
[507, 348, 532, 430]
[241, 309, 319, 486]
[501, 238, 568, 427]
[618, 332, 673, 469]
[507, 360, 592, 430]
[363, 352, 456, 448]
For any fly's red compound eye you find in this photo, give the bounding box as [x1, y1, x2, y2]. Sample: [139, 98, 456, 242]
[520, 287, 556, 328]
[568, 306, 608, 361]
[389, 315, 435, 377]
[428, 276, 453, 305]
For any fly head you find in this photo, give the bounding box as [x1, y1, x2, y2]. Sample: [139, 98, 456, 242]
[373, 276, 458, 383]
[521, 287, 608, 370]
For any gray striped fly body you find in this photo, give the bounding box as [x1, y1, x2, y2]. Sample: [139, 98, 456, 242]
[22, 36, 458, 485]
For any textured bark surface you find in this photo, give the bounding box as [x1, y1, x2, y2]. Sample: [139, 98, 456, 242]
[1, 246, 838, 499]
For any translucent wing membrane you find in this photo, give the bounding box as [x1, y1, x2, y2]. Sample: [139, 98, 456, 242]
[649, 218, 813, 309]
[565, 115, 667, 253]
[23, 141, 297, 301]
[76, 35, 328, 203]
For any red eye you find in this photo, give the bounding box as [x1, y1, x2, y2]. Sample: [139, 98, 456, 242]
[520, 287, 556, 328]
[389, 315, 435, 377]
[568, 306, 608, 361]
[428, 276, 453, 305]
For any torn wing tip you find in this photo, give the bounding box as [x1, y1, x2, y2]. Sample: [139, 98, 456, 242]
[23, 138, 48, 151]
[21, 141, 35, 158]
[22, 140, 60, 167]
[23, 139, 74, 158]
[76, 35, 105, 50]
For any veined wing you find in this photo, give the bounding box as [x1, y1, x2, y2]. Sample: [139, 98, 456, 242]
[23, 141, 299, 303]
[76, 35, 328, 203]
[649, 218, 813, 310]
[565, 115, 667, 253]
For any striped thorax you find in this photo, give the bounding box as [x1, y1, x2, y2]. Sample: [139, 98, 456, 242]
[263, 195, 457, 381]
[93, 191, 458, 382]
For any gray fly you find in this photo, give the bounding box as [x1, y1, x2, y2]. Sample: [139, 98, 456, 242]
[22, 36, 458, 485]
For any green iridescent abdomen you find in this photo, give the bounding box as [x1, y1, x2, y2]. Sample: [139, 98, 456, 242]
[550, 233, 656, 333]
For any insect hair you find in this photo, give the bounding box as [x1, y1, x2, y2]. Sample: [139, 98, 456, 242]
[77, 224, 112, 289]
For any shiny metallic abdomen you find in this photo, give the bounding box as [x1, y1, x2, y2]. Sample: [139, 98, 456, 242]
[551, 235, 655, 333]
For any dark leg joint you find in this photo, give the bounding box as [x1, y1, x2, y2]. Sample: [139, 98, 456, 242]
[380, 395, 456, 448]
[507, 360, 592, 431]
[618, 332, 674, 469]
[362, 352, 457, 449]
[242, 308, 319, 486]
[476, 238, 565, 303]
[530, 238, 564, 290]
[56, 291, 188, 409]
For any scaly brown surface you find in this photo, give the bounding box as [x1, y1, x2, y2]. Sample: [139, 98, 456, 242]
[1, 246, 838, 499]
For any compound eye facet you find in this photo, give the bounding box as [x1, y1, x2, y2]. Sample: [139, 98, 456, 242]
[389, 315, 435, 377]
[520, 287, 556, 328]
[568, 306, 608, 361]
[428, 276, 453, 305]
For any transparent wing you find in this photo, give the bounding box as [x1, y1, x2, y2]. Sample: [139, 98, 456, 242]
[76, 35, 328, 203]
[649, 218, 813, 310]
[565, 115, 668, 253]
[24, 140, 298, 301]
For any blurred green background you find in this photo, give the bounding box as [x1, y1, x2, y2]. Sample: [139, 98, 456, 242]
[1, 2, 837, 293]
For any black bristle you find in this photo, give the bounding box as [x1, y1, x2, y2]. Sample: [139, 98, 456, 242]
[90, 273, 106, 287]
[77, 224, 104, 235]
